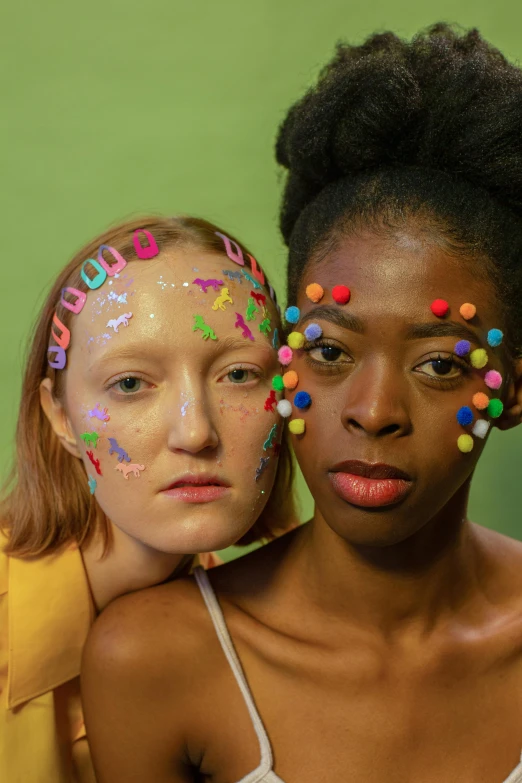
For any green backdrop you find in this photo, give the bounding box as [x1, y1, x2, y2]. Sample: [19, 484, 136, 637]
[2, 0, 521, 558]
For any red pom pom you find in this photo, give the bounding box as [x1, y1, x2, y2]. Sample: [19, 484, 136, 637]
[332, 285, 351, 305]
[430, 299, 449, 317]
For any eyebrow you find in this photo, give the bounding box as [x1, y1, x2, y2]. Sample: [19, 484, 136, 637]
[299, 306, 484, 347]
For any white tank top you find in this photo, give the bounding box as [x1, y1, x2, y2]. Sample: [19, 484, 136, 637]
[194, 567, 522, 783]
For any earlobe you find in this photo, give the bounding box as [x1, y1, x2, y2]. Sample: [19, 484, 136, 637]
[39, 378, 82, 458]
[495, 357, 522, 431]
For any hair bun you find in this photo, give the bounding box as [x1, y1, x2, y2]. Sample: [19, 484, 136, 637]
[276, 24, 522, 244]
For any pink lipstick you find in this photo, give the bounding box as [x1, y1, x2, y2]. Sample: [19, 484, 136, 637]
[161, 474, 230, 504]
[329, 460, 412, 508]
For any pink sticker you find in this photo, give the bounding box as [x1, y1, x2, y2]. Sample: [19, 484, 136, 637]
[51, 312, 71, 350]
[97, 245, 128, 276]
[248, 254, 265, 286]
[81, 258, 108, 290]
[215, 232, 245, 266]
[61, 287, 87, 314]
[115, 463, 145, 479]
[133, 229, 159, 260]
[48, 346, 66, 369]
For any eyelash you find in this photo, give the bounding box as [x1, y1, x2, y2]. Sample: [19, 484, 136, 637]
[302, 339, 472, 387]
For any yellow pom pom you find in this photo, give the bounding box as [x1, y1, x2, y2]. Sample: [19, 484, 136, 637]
[305, 283, 324, 303]
[287, 332, 305, 349]
[470, 348, 488, 369]
[288, 418, 306, 435]
[457, 434, 474, 453]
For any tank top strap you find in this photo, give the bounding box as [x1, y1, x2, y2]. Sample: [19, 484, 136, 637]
[194, 566, 274, 778]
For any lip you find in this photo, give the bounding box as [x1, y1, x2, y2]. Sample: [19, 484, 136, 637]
[329, 460, 412, 508]
[161, 473, 231, 504]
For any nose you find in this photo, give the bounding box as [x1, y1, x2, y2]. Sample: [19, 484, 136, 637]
[340, 360, 412, 438]
[166, 383, 219, 455]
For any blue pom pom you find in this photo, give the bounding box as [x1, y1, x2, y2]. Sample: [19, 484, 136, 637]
[285, 306, 300, 324]
[304, 323, 322, 341]
[294, 391, 312, 409]
[456, 406, 474, 426]
[487, 328, 503, 347]
[454, 340, 470, 356]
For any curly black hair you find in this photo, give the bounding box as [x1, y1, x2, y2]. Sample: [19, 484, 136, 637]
[276, 24, 522, 355]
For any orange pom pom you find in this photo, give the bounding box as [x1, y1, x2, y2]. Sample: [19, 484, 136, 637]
[306, 283, 324, 303]
[472, 392, 489, 410]
[459, 303, 476, 320]
[283, 370, 299, 390]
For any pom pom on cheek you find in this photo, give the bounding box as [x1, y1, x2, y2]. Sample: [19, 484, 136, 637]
[487, 398, 504, 418]
[283, 370, 299, 390]
[272, 375, 285, 391]
[288, 418, 306, 435]
[456, 406, 474, 426]
[472, 392, 490, 410]
[305, 283, 324, 303]
[285, 306, 300, 324]
[278, 346, 293, 365]
[294, 391, 312, 409]
[484, 370, 502, 390]
[287, 332, 305, 349]
[304, 323, 323, 341]
[470, 349, 488, 369]
[457, 434, 474, 453]
[277, 399, 293, 418]
[472, 419, 490, 439]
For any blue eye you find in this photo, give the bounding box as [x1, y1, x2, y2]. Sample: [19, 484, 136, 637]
[118, 377, 141, 393]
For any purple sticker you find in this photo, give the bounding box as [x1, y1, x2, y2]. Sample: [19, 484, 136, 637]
[88, 403, 110, 422]
[234, 313, 254, 341]
[108, 437, 131, 463]
[192, 278, 224, 293]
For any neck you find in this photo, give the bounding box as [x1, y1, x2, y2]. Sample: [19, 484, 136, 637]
[81, 523, 185, 612]
[298, 482, 485, 637]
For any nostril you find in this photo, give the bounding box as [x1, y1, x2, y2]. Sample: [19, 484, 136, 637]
[347, 419, 363, 430]
[381, 423, 400, 436]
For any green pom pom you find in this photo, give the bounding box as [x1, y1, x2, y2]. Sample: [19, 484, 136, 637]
[272, 375, 284, 392]
[487, 398, 504, 418]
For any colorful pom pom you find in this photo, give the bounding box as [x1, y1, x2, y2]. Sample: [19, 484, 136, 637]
[457, 434, 474, 453]
[472, 419, 490, 439]
[456, 406, 474, 426]
[283, 370, 299, 389]
[470, 348, 488, 369]
[332, 285, 351, 305]
[487, 328, 503, 347]
[294, 391, 312, 409]
[455, 340, 471, 357]
[285, 306, 300, 324]
[430, 299, 449, 317]
[272, 375, 284, 392]
[276, 399, 292, 418]
[304, 323, 322, 341]
[459, 303, 476, 320]
[287, 331, 305, 350]
[487, 398, 504, 418]
[306, 283, 324, 303]
[288, 418, 306, 435]
[278, 346, 293, 366]
[484, 370, 502, 390]
[472, 392, 489, 410]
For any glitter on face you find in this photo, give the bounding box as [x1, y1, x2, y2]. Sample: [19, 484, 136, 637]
[150, 314, 155, 318]
[181, 401, 190, 417]
[183, 282, 189, 287]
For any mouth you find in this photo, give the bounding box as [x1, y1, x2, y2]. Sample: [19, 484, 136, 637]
[161, 474, 231, 504]
[328, 460, 412, 509]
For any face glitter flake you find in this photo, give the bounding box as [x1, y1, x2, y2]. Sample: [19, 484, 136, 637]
[289, 418, 306, 435]
[454, 340, 471, 357]
[115, 463, 146, 479]
[472, 419, 490, 439]
[192, 315, 217, 341]
[304, 323, 322, 341]
[276, 399, 292, 417]
[283, 370, 299, 390]
[459, 303, 476, 320]
[487, 328, 503, 347]
[456, 406, 474, 426]
[287, 332, 305, 350]
[278, 346, 293, 365]
[470, 348, 488, 369]
[484, 370, 502, 390]
[332, 285, 351, 305]
[285, 306, 300, 324]
[457, 434, 474, 453]
[294, 391, 312, 409]
[306, 283, 324, 303]
[472, 392, 490, 410]
[487, 398, 504, 418]
[223, 269, 242, 284]
[430, 299, 449, 317]
[242, 270, 262, 290]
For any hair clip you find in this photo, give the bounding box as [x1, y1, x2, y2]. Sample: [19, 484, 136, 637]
[215, 232, 245, 266]
[193, 315, 217, 341]
[133, 229, 159, 259]
[430, 299, 449, 317]
[60, 287, 87, 315]
[81, 258, 108, 290]
[51, 312, 71, 350]
[98, 245, 128, 276]
[48, 346, 67, 370]
[306, 283, 324, 303]
[248, 256, 265, 286]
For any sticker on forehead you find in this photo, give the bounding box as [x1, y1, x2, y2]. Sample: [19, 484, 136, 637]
[81, 258, 108, 290]
[251, 292, 266, 307]
[48, 346, 67, 370]
[81, 432, 100, 448]
[108, 438, 131, 463]
[61, 287, 87, 315]
[242, 270, 262, 290]
[107, 313, 133, 333]
[246, 298, 259, 322]
[98, 245, 128, 276]
[51, 312, 71, 350]
[133, 229, 159, 260]
[193, 278, 223, 293]
[193, 315, 217, 340]
[234, 313, 254, 341]
[88, 404, 110, 422]
[115, 463, 145, 479]
[223, 269, 242, 284]
[215, 232, 245, 266]
[247, 255, 265, 286]
[255, 456, 270, 482]
[259, 317, 271, 335]
[212, 287, 233, 311]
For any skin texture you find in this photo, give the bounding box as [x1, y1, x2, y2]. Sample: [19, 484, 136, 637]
[40, 248, 281, 609]
[83, 228, 522, 783]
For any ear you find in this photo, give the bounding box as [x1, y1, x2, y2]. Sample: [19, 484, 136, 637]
[39, 378, 82, 458]
[495, 357, 522, 431]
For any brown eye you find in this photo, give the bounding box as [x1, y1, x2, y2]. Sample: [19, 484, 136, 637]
[309, 345, 345, 362]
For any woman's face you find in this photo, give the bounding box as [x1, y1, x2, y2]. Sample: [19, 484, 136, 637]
[289, 228, 515, 547]
[60, 247, 281, 554]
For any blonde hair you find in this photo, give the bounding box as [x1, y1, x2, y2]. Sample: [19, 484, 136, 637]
[1, 215, 296, 558]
